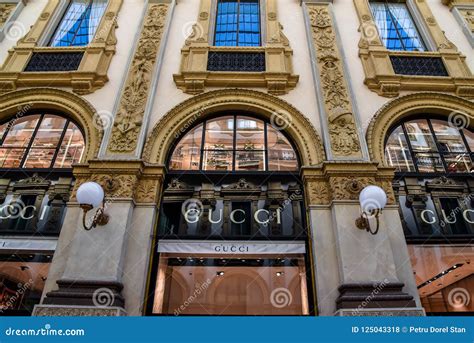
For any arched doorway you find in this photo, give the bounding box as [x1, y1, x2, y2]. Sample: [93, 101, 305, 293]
[144, 90, 324, 316]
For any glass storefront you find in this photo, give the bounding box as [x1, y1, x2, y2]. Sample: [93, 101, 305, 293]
[0, 253, 52, 315]
[151, 245, 310, 315]
[409, 245, 473, 314]
[148, 113, 312, 315]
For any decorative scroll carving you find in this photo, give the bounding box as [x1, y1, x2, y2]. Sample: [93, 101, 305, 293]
[73, 174, 138, 200]
[0, 3, 15, 28]
[306, 180, 331, 205]
[307, 5, 362, 158]
[107, 3, 169, 153]
[135, 179, 160, 203]
[329, 177, 375, 201]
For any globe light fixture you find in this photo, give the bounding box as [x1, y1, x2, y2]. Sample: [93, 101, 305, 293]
[76, 182, 109, 231]
[355, 185, 387, 235]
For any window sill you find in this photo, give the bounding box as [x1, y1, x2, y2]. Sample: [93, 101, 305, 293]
[359, 47, 474, 98]
[0, 0, 122, 95]
[173, 45, 299, 95]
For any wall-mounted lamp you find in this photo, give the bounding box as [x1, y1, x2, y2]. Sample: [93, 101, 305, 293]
[76, 182, 109, 231]
[356, 185, 387, 235]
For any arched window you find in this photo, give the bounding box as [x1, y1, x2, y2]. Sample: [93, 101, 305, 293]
[0, 114, 85, 169]
[385, 118, 473, 173]
[169, 115, 298, 171]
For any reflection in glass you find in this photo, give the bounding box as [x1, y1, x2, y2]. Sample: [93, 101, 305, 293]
[267, 129, 298, 171]
[54, 122, 85, 168]
[170, 125, 203, 170]
[169, 115, 299, 171]
[0, 114, 85, 169]
[2, 116, 40, 147]
[203, 149, 233, 171]
[385, 125, 415, 172]
[49, 0, 108, 47]
[153, 254, 308, 315]
[405, 120, 437, 152]
[385, 118, 473, 174]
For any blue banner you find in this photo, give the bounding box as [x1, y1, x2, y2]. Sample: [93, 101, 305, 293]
[0, 317, 473, 343]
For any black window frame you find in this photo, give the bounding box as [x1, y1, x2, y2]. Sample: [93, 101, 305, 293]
[0, 112, 86, 171]
[168, 112, 301, 173]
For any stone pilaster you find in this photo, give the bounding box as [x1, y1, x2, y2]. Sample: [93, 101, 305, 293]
[34, 161, 165, 316]
[302, 163, 424, 316]
[303, 1, 367, 160]
[106, 1, 172, 156]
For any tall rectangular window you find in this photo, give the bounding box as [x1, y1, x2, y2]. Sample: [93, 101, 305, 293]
[214, 0, 261, 47]
[49, 0, 108, 47]
[369, 1, 426, 51]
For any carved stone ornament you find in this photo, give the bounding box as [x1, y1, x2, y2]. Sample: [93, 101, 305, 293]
[307, 5, 362, 158]
[224, 178, 257, 191]
[0, 3, 15, 28]
[107, 4, 169, 154]
[329, 177, 375, 201]
[73, 174, 138, 200]
[306, 180, 331, 205]
[135, 179, 160, 203]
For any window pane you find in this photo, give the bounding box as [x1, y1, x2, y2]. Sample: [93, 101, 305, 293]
[215, 1, 238, 46]
[414, 152, 444, 173]
[385, 125, 415, 172]
[215, 0, 260, 47]
[235, 150, 264, 171]
[430, 119, 467, 153]
[54, 122, 85, 168]
[2, 116, 40, 147]
[169, 125, 203, 170]
[202, 150, 233, 171]
[370, 2, 426, 51]
[204, 117, 234, 150]
[0, 148, 25, 168]
[23, 148, 56, 168]
[50, 0, 108, 47]
[462, 129, 474, 151]
[444, 154, 472, 173]
[267, 128, 298, 171]
[404, 120, 437, 152]
[31, 115, 67, 148]
[236, 116, 264, 150]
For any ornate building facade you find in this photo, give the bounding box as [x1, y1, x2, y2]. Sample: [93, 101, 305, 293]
[0, 0, 472, 316]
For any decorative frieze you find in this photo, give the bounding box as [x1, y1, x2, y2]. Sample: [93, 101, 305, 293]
[306, 4, 362, 159]
[107, 3, 170, 154]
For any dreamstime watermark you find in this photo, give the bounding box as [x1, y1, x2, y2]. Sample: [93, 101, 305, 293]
[4, 21, 26, 42]
[174, 109, 204, 139]
[438, 194, 474, 228]
[93, 110, 114, 131]
[448, 287, 471, 309]
[174, 278, 212, 316]
[5, 324, 85, 337]
[359, 21, 379, 42]
[270, 287, 292, 308]
[270, 111, 292, 131]
[182, 21, 204, 41]
[92, 288, 115, 308]
[181, 198, 204, 224]
[0, 279, 34, 313]
[448, 111, 470, 130]
[351, 278, 389, 315]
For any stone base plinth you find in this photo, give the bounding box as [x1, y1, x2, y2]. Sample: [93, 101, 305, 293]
[335, 308, 426, 316]
[33, 305, 127, 317]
